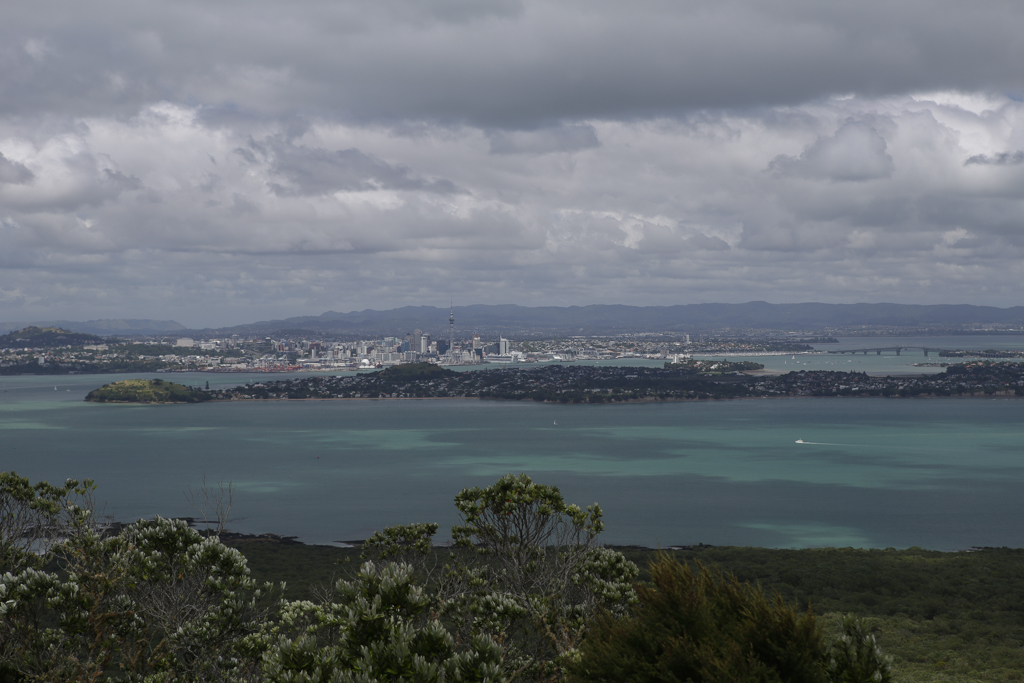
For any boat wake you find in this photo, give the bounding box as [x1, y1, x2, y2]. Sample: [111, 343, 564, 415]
[795, 439, 853, 446]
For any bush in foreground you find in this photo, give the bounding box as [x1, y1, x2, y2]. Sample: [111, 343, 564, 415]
[1, 472, 893, 682]
[567, 554, 891, 683]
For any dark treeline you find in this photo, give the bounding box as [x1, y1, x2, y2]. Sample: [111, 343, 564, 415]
[208, 361, 1024, 404]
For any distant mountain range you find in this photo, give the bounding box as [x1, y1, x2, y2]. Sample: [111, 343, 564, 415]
[0, 319, 187, 336]
[5, 303, 1024, 339]
[199, 302, 1024, 338]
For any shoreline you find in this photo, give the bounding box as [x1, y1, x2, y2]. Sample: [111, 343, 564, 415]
[87, 392, 1023, 406]
[211, 527, 1020, 553]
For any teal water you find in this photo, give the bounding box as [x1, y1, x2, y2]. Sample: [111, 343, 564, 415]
[2, 371, 1023, 550]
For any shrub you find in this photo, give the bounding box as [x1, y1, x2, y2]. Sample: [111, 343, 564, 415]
[568, 554, 890, 683]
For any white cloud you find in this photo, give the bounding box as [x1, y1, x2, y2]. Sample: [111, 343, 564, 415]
[2, 2, 1024, 324]
[769, 122, 894, 181]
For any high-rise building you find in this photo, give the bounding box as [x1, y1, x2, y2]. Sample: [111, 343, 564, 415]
[448, 301, 455, 359]
[499, 337, 510, 355]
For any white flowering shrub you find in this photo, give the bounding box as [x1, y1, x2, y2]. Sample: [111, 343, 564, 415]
[365, 474, 640, 682]
[0, 514, 276, 682]
[0, 473, 636, 683]
[261, 560, 502, 683]
[825, 615, 893, 683]
[109, 517, 277, 681]
[0, 471, 97, 573]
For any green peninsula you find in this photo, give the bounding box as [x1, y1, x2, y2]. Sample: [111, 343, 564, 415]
[85, 378, 212, 404]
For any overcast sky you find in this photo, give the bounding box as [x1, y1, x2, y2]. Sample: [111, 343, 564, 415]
[2, 0, 1024, 326]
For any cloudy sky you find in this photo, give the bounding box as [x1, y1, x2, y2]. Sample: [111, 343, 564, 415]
[2, 0, 1024, 326]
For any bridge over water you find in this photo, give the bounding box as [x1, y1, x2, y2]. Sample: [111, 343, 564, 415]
[827, 346, 945, 357]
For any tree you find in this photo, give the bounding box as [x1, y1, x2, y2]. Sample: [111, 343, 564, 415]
[825, 615, 892, 683]
[0, 471, 97, 573]
[261, 560, 502, 683]
[363, 474, 639, 682]
[566, 554, 890, 683]
[185, 473, 234, 536]
[0, 515, 276, 682]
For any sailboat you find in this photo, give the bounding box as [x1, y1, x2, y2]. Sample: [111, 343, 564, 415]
[553, 420, 557, 426]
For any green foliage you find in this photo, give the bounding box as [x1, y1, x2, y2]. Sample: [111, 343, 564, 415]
[0, 471, 96, 573]
[0, 514, 277, 682]
[85, 379, 213, 404]
[261, 561, 502, 683]
[627, 546, 1024, 682]
[109, 517, 277, 679]
[221, 539, 360, 602]
[826, 615, 893, 683]
[451, 473, 604, 562]
[567, 554, 828, 683]
[224, 540, 1024, 682]
[350, 474, 640, 681]
[378, 363, 458, 379]
[0, 326, 104, 349]
[446, 474, 638, 681]
[1, 474, 908, 683]
[663, 359, 765, 374]
[362, 523, 440, 564]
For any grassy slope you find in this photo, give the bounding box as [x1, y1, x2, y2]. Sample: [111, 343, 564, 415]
[85, 379, 209, 403]
[224, 541, 1024, 683]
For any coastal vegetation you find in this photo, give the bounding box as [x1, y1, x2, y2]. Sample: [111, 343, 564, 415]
[192, 361, 1024, 404]
[1, 472, 900, 683]
[378, 361, 459, 379]
[663, 358, 765, 374]
[939, 349, 1024, 358]
[84, 378, 212, 403]
[227, 542, 1024, 682]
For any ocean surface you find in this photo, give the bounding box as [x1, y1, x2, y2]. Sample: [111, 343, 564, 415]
[2, 335, 1023, 550]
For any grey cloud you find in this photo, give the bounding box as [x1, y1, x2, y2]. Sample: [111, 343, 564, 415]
[233, 146, 260, 165]
[3, 1, 1024, 127]
[769, 122, 894, 181]
[0, 152, 34, 184]
[230, 193, 259, 216]
[489, 124, 600, 155]
[103, 169, 142, 191]
[267, 141, 463, 196]
[964, 151, 1024, 166]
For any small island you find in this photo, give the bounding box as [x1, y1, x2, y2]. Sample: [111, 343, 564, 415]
[85, 379, 213, 404]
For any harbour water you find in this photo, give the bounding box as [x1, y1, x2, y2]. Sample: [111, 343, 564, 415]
[2, 337, 1023, 550]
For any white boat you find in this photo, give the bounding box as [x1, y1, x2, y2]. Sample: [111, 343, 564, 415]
[795, 439, 806, 444]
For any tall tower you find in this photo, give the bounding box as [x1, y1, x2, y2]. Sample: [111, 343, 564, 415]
[448, 299, 455, 359]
